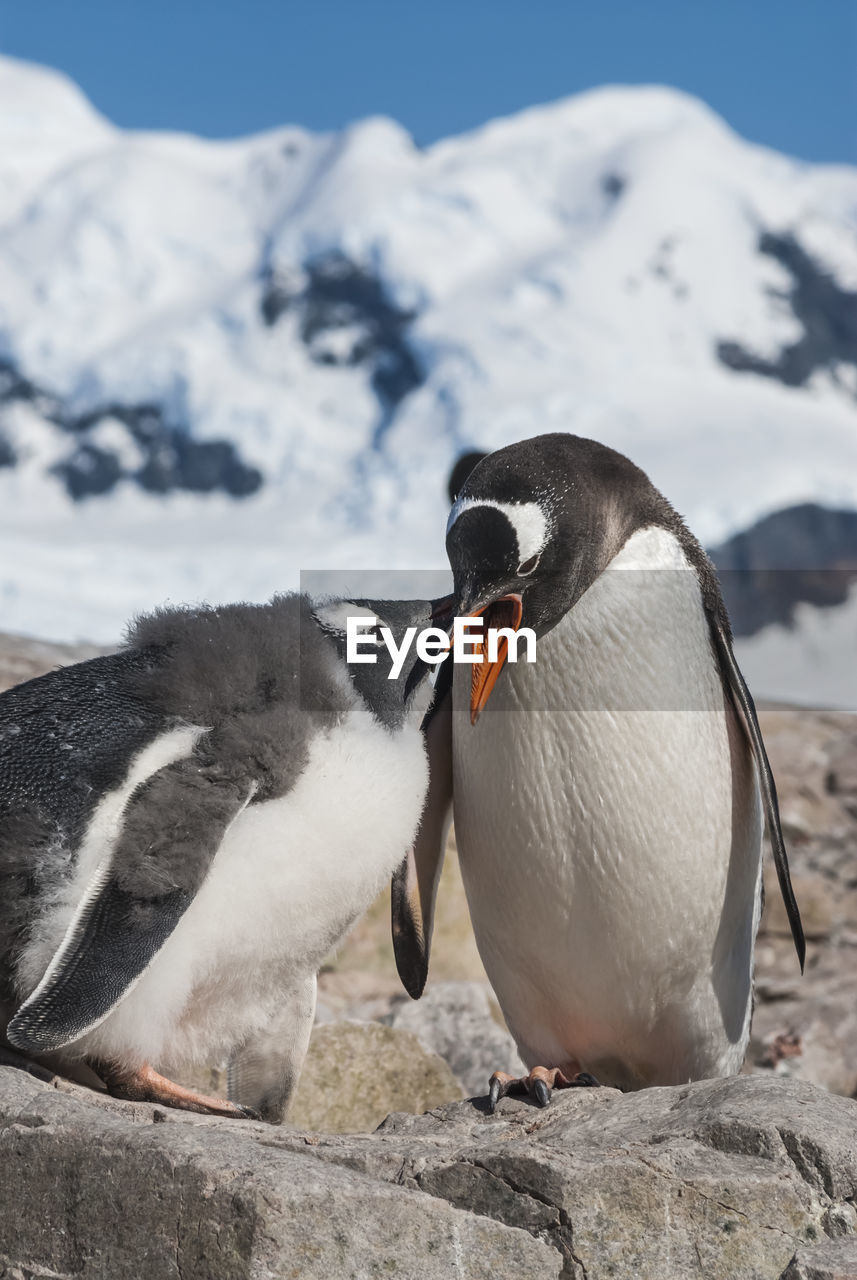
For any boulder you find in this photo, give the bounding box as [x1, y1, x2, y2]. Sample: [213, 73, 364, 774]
[2, 1065, 855, 1279]
[0, 1067, 553, 1280]
[319, 1073, 857, 1280]
[286, 1021, 464, 1132]
[781, 1235, 857, 1279]
[384, 980, 525, 1098]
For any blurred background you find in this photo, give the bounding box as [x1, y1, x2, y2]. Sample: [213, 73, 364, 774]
[0, 0, 856, 1121]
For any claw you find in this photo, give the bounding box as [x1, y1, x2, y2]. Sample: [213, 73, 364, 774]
[572, 1071, 600, 1088]
[485, 1062, 600, 1111]
[487, 1070, 521, 1113]
[532, 1078, 551, 1108]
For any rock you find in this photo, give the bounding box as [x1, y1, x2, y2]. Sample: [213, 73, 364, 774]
[827, 734, 857, 809]
[4, 1067, 855, 1279]
[781, 1235, 857, 1279]
[714, 234, 857, 408]
[384, 981, 525, 1098]
[286, 1021, 464, 1133]
[709, 503, 857, 638]
[0, 1067, 555, 1280]
[301, 1073, 857, 1280]
[750, 706, 857, 1097]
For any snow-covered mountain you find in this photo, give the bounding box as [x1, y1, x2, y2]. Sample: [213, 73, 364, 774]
[0, 55, 855, 705]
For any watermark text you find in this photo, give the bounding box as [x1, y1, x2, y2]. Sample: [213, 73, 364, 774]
[346, 615, 536, 678]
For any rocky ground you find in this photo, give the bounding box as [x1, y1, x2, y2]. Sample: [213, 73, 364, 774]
[752, 704, 857, 1098]
[1, 632, 855, 1278]
[2, 1065, 856, 1279]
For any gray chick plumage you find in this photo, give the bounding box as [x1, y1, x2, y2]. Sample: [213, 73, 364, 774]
[1, 592, 432, 1120]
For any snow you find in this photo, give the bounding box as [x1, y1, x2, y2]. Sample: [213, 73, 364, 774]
[0, 56, 114, 226]
[0, 55, 855, 711]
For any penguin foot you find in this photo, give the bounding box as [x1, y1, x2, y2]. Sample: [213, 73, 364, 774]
[92, 1059, 261, 1120]
[487, 1066, 600, 1113]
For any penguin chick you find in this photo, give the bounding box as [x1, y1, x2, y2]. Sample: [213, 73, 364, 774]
[1, 593, 435, 1122]
[393, 433, 804, 1110]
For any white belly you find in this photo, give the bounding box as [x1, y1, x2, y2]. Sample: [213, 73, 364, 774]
[453, 527, 763, 1087]
[78, 703, 428, 1070]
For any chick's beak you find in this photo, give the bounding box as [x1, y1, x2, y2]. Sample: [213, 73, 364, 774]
[467, 593, 523, 725]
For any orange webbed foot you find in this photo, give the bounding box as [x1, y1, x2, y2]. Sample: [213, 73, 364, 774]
[93, 1059, 260, 1120]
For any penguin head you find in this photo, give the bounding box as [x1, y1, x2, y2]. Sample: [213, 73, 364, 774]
[445, 433, 664, 720]
[312, 597, 443, 729]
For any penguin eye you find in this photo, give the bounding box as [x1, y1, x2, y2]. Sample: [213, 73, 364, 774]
[517, 553, 541, 577]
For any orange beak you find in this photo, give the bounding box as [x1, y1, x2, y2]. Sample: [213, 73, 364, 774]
[467, 593, 523, 725]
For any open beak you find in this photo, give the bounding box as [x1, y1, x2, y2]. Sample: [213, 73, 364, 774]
[467, 593, 523, 725]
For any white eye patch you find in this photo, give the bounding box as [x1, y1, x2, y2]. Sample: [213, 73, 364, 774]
[446, 497, 549, 563]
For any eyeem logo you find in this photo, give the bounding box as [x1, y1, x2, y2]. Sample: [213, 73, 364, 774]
[346, 615, 537, 679]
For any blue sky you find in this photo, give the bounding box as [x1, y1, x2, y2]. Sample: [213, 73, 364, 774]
[1, 1, 855, 163]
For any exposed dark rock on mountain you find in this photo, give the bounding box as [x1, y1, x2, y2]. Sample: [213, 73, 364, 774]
[601, 171, 626, 200]
[717, 232, 857, 393]
[709, 503, 857, 636]
[259, 264, 294, 328]
[0, 358, 38, 403]
[261, 250, 424, 425]
[55, 441, 123, 500]
[0, 359, 263, 501]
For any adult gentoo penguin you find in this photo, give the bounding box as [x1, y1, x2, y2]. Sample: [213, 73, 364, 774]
[1, 593, 434, 1121]
[393, 433, 804, 1108]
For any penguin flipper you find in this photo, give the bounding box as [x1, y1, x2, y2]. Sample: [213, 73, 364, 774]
[392, 679, 453, 999]
[8, 877, 191, 1055]
[709, 616, 806, 972]
[228, 973, 317, 1123]
[8, 764, 255, 1055]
